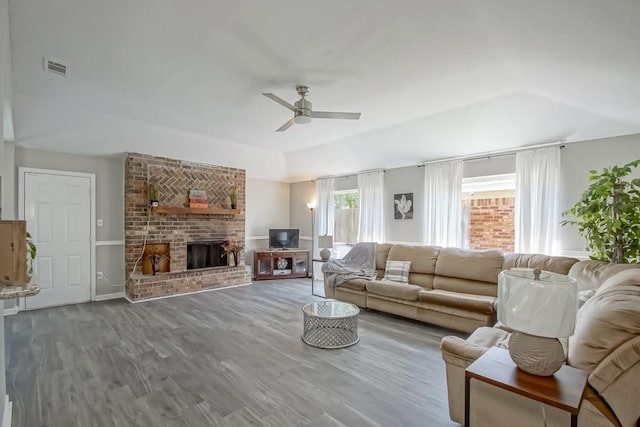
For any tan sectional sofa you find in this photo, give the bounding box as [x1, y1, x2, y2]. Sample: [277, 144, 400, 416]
[324, 243, 579, 333]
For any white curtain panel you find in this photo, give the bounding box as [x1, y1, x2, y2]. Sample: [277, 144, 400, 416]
[423, 160, 463, 247]
[314, 178, 335, 278]
[515, 147, 561, 255]
[357, 171, 385, 243]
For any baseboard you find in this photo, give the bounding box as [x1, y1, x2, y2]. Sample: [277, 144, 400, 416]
[94, 292, 125, 301]
[2, 395, 12, 427]
[124, 282, 252, 303]
[3, 306, 19, 316]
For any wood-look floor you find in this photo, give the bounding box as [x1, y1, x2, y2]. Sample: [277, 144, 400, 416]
[5, 279, 466, 427]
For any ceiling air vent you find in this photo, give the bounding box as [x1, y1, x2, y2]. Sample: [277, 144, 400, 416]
[43, 58, 68, 77]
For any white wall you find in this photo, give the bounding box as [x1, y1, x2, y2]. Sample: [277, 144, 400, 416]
[384, 166, 424, 243]
[288, 134, 640, 257]
[289, 180, 315, 253]
[245, 178, 291, 270]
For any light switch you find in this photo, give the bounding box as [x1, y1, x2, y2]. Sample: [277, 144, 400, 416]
[97, 219, 103, 227]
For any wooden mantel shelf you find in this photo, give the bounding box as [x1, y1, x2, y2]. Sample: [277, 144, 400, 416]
[151, 206, 242, 216]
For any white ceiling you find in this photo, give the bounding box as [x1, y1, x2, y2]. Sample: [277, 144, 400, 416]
[7, 0, 640, 182]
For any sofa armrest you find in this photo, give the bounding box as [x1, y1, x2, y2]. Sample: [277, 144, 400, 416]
[441, 336, 489, 368]
[587, 335, 640, 427]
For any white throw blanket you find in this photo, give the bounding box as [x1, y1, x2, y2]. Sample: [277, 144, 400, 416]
[321, 242, 377, 288]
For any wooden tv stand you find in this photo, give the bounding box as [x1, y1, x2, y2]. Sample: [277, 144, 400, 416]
[254, 249, 309, 280]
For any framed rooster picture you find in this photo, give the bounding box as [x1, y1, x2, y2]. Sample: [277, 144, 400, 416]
[394, 193, 413, 219]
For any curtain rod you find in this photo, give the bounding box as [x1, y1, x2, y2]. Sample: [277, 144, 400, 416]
[417, 140, 567, 167]
[317, 168, 385, 180]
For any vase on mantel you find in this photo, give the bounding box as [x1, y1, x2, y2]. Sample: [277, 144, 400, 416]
[228, 252, 236, 267]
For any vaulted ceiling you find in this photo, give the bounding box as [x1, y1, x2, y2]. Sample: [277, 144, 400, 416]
[7, 0, 640, 181]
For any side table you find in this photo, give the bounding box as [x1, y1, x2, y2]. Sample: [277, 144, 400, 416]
[465, 347, 588, 427]
[311, 258, 328, 297]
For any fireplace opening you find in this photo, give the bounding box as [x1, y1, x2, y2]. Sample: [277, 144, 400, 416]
[187, 241, 228, 270]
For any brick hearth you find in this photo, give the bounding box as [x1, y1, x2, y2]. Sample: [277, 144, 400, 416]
[125, 153, 251, 301]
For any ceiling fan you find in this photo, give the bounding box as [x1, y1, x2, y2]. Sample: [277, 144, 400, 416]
[262, 85, 361, 132]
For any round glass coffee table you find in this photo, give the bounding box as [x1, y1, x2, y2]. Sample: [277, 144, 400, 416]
[302, 300, 360, 349]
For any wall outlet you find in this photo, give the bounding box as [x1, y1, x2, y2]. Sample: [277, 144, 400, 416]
[97, 272, 104, 280]
[97, 219, 103, 227]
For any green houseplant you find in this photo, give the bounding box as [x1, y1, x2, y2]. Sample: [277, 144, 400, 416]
[561, 159, 640, 264]
[26, 232, 37, 280]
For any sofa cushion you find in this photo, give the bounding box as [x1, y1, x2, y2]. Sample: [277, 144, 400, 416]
[376, 243, 394, 270]
[502, 253, 578, 275]
[568, 260, 640, 292]
[418, 290, 496, 315]
[337, 278, 368, 292]
[568, 269, 640, 373]
[434, 247, 503, 284]
[366, 280, 422, 301]
[384, 260, 411, 283]
[387, 244, 440, 274]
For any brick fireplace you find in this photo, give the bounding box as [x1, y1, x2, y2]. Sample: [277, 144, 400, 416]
[125, 153, 251, 301]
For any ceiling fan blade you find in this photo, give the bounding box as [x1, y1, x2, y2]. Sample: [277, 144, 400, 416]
[311, 111, 361, 120]
[276, 117, 295, 132]
[262, 93, 296, 112]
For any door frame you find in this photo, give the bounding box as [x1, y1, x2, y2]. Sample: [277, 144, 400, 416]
[17, 167, 97, 311]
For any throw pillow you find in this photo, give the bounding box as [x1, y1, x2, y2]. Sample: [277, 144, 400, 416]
[384, 260, 411, 283]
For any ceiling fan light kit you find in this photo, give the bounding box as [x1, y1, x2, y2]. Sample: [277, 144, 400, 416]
[262, 85, 361, 132]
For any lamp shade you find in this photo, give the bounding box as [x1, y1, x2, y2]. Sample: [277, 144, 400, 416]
[497, 269, 577, 338]
[306, 201, 316, 210]
[318, 235, 333, 249]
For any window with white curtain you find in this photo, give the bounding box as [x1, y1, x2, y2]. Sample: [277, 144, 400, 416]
[333, 189, 358, 258]
[462, 173, 516, 251]
[515, 147, 561, 254]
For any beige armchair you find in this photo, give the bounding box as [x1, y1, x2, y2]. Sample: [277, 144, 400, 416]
[441, 261, 640, 427]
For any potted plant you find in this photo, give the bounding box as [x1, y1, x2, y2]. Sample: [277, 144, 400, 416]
[561, 159, 640, 263]
[26, 232, 37, 281]
[145, 251, 170, 275]
[148, 182, 160, 207]
[229, 187, 238, 209]
[221, 239, 245, 267]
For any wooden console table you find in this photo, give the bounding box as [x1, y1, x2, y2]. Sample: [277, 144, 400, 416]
[465, 347, 588, 427]
[254, 249, 309, 280]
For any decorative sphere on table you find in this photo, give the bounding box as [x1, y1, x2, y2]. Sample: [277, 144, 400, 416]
[276, 257, 288, 270]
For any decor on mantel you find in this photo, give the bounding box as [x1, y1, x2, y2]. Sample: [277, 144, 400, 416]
[561, 159, 640, 263]
[222, 240, 245, 267]
[148, 182, 160, 208]
[229, 187, 238, 209]
[188, 189, 208, 208]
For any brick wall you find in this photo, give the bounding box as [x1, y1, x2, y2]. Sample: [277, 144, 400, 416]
[125, 153, 250, 301]
[463, 197, 515, 252]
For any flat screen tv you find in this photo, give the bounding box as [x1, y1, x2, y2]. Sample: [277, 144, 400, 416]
[269, 228, 300, 249]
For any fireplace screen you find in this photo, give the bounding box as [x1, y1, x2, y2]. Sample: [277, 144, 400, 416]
[187, 241, 227, 270]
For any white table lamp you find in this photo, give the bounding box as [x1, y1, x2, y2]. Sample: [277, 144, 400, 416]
[318, 235, 333, 261]
[497, 268, 578, 376]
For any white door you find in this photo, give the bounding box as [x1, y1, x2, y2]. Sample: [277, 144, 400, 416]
[23, 171, 92, 309]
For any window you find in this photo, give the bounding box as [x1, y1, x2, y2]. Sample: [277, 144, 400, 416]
[461, 174, 516, 252]
[333, 190, 359, 256]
